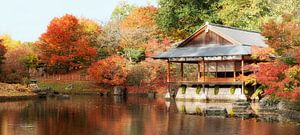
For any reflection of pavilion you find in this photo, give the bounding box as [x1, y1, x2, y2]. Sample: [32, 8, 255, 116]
[154, 23, 267, 101]
[166, 100, 233, 115]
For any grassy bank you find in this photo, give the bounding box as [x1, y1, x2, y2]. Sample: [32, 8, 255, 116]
[37, 80, 109, 94]
[0, 83, 37, 100]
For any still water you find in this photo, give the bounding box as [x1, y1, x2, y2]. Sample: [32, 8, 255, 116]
[0, 96, 299, 135]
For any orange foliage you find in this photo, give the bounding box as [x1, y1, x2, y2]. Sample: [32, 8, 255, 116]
[251, 46, 275, 60]
[143, 37, 171, 57]
[88, 55, 128, 86]
[36, 14, 97, 71]
[120, 6, 158, 30]
[119, 6, 161, 49]
[244, 14, 300, 101]
[0, 39, 6, 65]
[262, 14, 300, 55]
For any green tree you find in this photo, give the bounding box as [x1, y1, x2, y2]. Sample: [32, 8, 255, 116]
[218, 0, 269, 31]
[111, 1, 136, 21]
[218, 0, 300, 31]
[120, 48, 145, 63]
[156, 0, 220, 40]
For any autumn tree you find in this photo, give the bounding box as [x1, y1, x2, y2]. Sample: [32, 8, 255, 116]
[36, 14, 97, 73]
[0, 34, 22, 50]
[88, 55, 127, 86]
[0, 39, 7, 72]
[96, 21, 121, 59]
[79, 18, 102, 48]
[246, 14, 300, 101]
[119, 6, 164, 62]
[1, 43, 37, 83]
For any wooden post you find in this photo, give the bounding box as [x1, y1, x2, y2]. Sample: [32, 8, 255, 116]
[197, 62, 201, 82]
[202, 60, 205, 82]
[167, 61, 171, 82]
[233, 61, 236, 82]
[216, 62, 218, 78]
[241, 58, 244, 94]
[180, 63, 184, 81]
[241, 59, 244, 80]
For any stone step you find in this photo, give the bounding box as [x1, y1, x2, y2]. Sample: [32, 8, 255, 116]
[258, 108, 278, 113]
[232, 106, 249, 110]
[235, 113, 253, 118]
[232, 102, 250, 106]
[204, 107, 227, 116]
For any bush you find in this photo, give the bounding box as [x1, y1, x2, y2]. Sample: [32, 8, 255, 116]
[121, 48, 145, 63]
[214, 86, 219, 95]
[181, 85, 187, 94]
[195, 107, 201, 114]
[196, 85, 202, 94]
[230, 86, 236, 94]
[126, 64, 150, 86]
[88, 55, 128, 86]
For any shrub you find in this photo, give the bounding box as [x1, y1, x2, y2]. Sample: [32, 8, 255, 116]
[195, 107, 201, 114]
[214, 86, 219, 95]
[230, 86, 236, 95]
[126, 64, 150, 86]
[181, 85, 187, 94]
[88, 55, 127, 86]
[196, 85, 202, 94]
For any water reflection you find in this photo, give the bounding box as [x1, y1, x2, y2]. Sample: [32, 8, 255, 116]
[0, 96, 298, 135]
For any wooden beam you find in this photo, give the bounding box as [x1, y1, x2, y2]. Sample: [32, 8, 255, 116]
[167, 61, 171, 82]
[197, 62, 201, 82]
[180, 63, 184, 81]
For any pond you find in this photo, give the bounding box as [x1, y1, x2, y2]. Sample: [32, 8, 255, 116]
[0, 96, 299, 135]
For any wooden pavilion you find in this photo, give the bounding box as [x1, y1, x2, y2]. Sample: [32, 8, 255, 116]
[154, 23, 267, 101]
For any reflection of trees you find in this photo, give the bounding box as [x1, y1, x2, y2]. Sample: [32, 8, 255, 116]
[0, 97, 298, 135]
[0, 96, 170, 135]
[0, 101, 36, 135]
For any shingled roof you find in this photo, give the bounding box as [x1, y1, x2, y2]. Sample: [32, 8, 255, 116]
[155, 44, 251, 59]
[154, 23, 267, 59]
[208, 24, 267, 47]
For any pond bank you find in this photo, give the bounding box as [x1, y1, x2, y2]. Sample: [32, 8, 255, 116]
[0, 83, 37, 101]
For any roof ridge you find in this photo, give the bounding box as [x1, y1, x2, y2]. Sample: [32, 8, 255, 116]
[208, 23, 261, 33]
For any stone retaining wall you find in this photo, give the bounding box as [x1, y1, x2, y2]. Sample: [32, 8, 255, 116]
[172, 86, 246, 101]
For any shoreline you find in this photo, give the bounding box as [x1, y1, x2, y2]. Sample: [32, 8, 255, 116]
[0, 95, 38, 102]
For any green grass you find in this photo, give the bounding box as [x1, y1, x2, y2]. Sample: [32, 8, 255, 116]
[37, 80, 105, 94]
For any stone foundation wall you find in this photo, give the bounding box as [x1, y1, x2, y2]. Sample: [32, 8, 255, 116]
[173, 86, 246, 101]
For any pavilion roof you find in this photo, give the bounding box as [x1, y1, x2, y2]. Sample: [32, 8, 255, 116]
[154, 23, 267, 59]
[153, 44, 251, 59]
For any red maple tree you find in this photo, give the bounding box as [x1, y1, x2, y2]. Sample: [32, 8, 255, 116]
[247, 14, 300, 101]
[36, 14, 97, 72]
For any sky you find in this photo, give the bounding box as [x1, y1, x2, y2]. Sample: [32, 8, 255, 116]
[0, 0, 157, 42]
